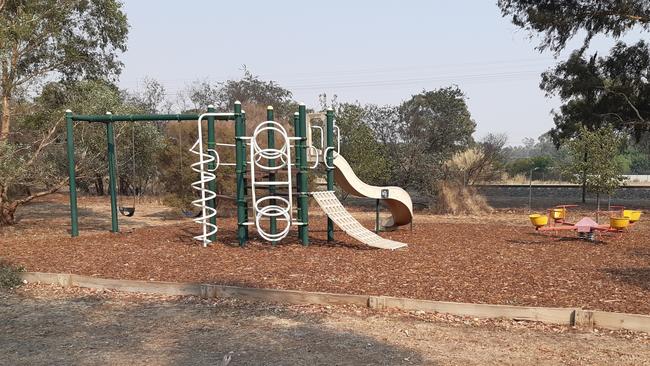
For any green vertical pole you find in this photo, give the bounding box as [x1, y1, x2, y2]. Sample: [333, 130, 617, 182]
[242, 109, 249, 241]
[65, 110, 79, 237]
[293, 111, 300, 238]
[325, 108, 334, 241]
[106, 118, 119, 233]
[207, 105, 217, 242]
[234, 101, 247, 245]
[298, 104, 309, 245]
[267, 106, 277, 243]
[375, 199, 380, 233]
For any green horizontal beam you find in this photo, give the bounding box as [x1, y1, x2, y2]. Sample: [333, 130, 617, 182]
[71, 113, 237, 123]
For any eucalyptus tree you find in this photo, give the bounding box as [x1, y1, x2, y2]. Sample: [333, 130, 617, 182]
[541, 41, 650, 144]
[498, 0, 650, 53]
[0, 0, 128, 140]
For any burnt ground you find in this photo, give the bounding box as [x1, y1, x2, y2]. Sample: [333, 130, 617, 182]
[1, 194, 649, 315]
[1, 284, 648, 366]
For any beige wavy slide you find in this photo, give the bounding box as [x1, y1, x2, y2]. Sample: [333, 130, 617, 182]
[332, 153, 413, 229]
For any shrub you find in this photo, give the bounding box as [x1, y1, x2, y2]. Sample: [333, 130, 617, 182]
[0, 259, 24, 289]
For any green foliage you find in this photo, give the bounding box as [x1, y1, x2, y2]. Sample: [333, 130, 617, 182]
[629, 151, 650, 173]
[563, 125, 627, 195]
[333, 103, 391, 186]
[542, 41, 650, 144]
[0, 140, 26, 188]
[397, 87, 476, 193]
[157, 122, 201, 210]
[0, 0, 129, 138]
[0, 0, 129, 224]
[503, 134, 563, 160]
[619, 134, 650, 174]
[400, 87, 475, 159]
[0, 0, 128, 82]
[498, 0, 650, 53]
[506, 156, 553, 176]
[182, 69, 297, 119]
[0, 259, 23, 289]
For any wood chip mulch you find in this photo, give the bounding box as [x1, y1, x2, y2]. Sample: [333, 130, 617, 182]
[2, 215, 650, 315]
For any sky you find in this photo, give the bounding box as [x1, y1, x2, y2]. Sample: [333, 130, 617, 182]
[118, 1, 646, 145]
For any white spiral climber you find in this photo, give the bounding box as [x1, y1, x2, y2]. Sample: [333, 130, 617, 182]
[250, 121, 293, 242]
[189, 113, 221, 246]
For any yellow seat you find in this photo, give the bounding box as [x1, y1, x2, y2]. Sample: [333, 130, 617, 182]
[529, 214, 548, 228]
[610, 216, 630, 230]
[550, 208, 565, 220]
[623, 210, 642, 223]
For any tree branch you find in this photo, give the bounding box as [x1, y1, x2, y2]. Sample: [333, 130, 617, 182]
[22, 116, 63, 170]
[14, 177, 68, 206]
[614, 91, 645, 123]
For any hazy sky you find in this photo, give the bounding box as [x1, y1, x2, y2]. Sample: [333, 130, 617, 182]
[118, 1, 645, 145]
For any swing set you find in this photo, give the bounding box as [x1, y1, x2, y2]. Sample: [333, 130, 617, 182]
[109, 112, 137, 217]
[64, 105, 236, 236]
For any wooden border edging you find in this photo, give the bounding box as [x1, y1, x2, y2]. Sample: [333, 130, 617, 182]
[20, 272, 650, 333]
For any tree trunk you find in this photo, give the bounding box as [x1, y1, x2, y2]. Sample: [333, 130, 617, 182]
[1, 93, 10, 141]
[0, 201, 17, 226]
[95, 175, 104, 196]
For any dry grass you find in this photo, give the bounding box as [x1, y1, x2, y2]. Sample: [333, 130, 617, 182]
[436, 182, 493, 215]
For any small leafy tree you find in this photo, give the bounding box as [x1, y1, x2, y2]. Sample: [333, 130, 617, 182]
[564, 125, 627, 208]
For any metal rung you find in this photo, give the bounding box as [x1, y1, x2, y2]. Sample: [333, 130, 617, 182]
[253, 181, 290, 186]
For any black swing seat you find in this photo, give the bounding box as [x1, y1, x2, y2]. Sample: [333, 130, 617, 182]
[119, 206, 135, 217]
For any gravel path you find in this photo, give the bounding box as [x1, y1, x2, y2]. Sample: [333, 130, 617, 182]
[1, 285, 649, 365]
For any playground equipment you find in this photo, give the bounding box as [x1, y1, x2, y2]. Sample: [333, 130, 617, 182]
[63, 102, 413, 250]
[119, 117, 137, 217]
[528, 205, 642, 241]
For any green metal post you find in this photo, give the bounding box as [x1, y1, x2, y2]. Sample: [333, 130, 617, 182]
[298, 104, 309, 245]
[207, 105, 217, 241]
[267, 106, 277, 243]
[234, 102, 247, 245]
[325, 109, 335, 241]
[375, 199, 380, 233]
[293, 112, 300, 237]
[242, 109, 249, 241]
[106, 119, 119, 233]
[65, 110, 79, 237]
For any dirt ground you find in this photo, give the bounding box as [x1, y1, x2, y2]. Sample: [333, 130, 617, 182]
[1, 194, 649, 315]
[1, 284, 649, 366]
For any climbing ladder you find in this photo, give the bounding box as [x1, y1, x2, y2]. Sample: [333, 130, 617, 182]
[312, 191, 407, 250]
[249, 121, 295, 242]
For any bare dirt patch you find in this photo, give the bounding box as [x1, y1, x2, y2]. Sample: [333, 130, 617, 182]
[1, 284, 648, 365]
